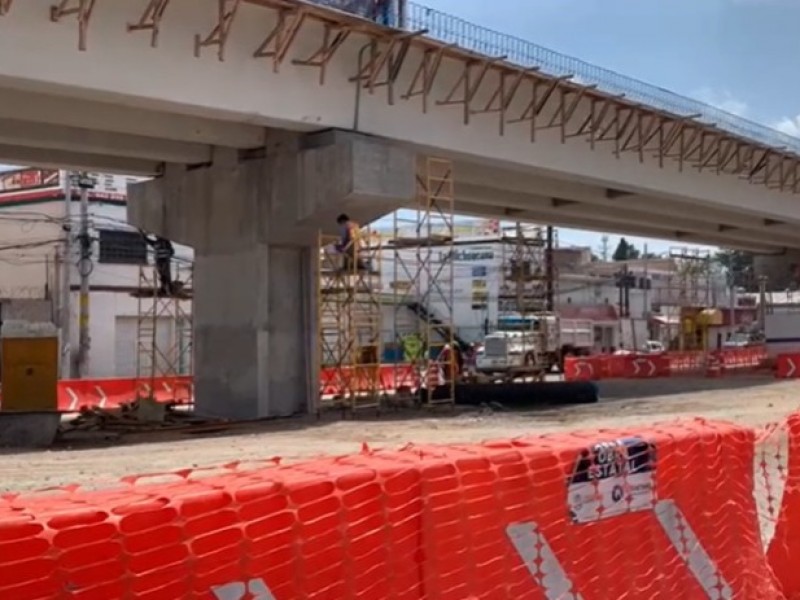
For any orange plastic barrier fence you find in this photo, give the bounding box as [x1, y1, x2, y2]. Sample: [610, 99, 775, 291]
[0, 376, 193, 412]
[763, 413, 800, 599]
[667, 351, 706, 375]
[566, 347, 767, 382]
[562, 355, 598, 381]
[0, 420, 782, 599]
[320, 364, 420, 399]
[776, 353, 800, 378]
[716, 346, 768, 372]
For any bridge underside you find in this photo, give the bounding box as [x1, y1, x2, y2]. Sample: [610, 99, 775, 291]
[0, 91, 791, 253]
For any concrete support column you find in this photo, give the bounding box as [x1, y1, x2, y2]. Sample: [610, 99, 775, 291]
[128, 130, 415, 419]
[193, 244, 314, 418]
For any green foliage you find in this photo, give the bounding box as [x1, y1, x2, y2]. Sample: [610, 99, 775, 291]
[714, 249, 755, 290]
[612, 237, 641, 261]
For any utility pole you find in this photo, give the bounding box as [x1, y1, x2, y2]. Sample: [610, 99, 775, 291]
[643, 244, 650, 338]
[75, 171, 95, 378]
[600, 235, 610, 262]
[545, 225, 555, 312]
[758, 275, 768, 335]
[61, 172, 73, 379]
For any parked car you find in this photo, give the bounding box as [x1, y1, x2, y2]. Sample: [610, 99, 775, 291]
[640, 340, 665, 354]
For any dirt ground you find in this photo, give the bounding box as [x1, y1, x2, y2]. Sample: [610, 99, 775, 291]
[1, 375, 798, 493]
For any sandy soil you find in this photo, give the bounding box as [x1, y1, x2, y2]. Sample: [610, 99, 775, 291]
[1, 375, 797, 493]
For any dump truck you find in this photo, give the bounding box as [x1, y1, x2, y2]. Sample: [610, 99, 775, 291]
[475, 313, 594, 377]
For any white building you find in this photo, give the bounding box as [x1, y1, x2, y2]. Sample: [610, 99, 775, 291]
[375, 224, 731, 352]
[0, 167, 192, 379]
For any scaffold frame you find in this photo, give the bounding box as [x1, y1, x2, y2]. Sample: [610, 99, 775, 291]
[668, 246, 713, 308]
[316, 226, 383, 413]
[390, 156, 456, 408]
[134, 263, 193, 397]
[496, 222, 556, 378]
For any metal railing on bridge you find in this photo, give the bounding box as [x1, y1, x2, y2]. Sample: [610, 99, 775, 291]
[310, 0, 800, 154]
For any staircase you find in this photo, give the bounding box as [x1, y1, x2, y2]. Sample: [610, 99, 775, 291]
[407, 302, 470, 351]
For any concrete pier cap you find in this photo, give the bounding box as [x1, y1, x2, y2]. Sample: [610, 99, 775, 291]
[126, 130, 416, 420]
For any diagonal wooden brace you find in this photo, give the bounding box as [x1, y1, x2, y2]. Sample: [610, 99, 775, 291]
[127, 0, 172, 48]
[194, 0, 241, 61]
[50, 0, 97, 51]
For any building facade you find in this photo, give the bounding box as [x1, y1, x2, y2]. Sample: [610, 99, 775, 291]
[376, 224, 731, 352]
[0, 167, 192, 379]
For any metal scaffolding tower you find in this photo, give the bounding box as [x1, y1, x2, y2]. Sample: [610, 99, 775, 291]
[389, 156, 456, 407]
[495, 222, 557, 377]
[668, 247, 713, 307]
[499, 223, 549, 315]
[134, 262, 193, 397]
[317, 226, 383, 413]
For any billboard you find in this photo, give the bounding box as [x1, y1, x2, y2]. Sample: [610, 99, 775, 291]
[0, 168, 60, 193]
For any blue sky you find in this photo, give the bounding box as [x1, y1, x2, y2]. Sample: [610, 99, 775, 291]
[416, 0, 800, 255]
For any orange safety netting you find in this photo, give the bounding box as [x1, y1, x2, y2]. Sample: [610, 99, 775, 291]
[0, 418, 787, 599]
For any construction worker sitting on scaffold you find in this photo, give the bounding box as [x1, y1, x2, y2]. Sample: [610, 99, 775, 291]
[335, 213, 367, 273]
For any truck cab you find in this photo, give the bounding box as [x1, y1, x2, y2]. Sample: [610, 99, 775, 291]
[475, 313, 592, 376]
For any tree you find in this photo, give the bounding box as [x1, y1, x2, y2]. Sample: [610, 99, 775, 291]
[714, 249, 755, 290]
[612, 237, 640, 261]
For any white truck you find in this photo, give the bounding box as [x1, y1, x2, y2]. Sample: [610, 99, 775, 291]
[475, 313, 594, 376]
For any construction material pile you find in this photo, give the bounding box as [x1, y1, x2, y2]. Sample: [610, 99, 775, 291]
[60, 398, 224, 436]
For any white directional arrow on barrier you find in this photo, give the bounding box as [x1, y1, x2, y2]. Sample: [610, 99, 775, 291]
[786, 358, 796, 378]
[575, 361, 594, 378]
[506, 522, 584, 600]
[632, 358, 656, 377]
[212, 579, 276, 600]
[507, 500, 731, 599]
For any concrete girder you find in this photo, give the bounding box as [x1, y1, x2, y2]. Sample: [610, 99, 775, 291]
[0, 88, 267, 148]
[456, 183, 798, 249]
[548, 196, 800, 247]
[600, 193, 795, 234]
[453, 161, 800, 231]
[0, 143, 160, 176]
[454, 199, 780, 255]
[0, 117, 211, 164]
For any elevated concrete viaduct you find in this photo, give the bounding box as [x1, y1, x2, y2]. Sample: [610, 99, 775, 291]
[0, 0, 799, 416]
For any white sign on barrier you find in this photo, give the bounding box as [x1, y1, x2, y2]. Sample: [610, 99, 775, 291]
[567, 437, 657, 524]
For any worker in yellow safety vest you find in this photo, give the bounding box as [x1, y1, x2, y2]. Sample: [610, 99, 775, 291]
[335, 213, 366, 272]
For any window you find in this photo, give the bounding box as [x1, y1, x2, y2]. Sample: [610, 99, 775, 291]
[98, 229, 147, 265]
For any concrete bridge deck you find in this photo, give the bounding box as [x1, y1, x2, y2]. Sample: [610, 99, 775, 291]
[0, 0, 797, 252]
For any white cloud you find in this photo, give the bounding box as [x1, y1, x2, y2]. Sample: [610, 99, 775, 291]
[773, 116, 800, 137]
[692, 87, 749, 117]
